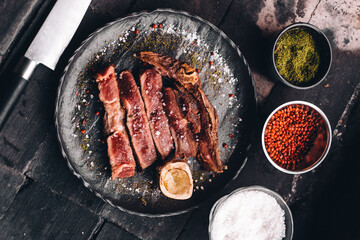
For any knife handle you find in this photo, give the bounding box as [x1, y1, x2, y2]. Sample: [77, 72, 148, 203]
[0, 57, 37, 131]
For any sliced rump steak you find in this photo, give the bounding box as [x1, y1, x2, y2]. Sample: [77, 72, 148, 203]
[118, 70, 157, 169]
[140, 68, 174, 159]
[95, 65, 136, 179]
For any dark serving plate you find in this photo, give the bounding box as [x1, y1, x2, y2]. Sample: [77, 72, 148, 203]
[55, 9, 256, 216]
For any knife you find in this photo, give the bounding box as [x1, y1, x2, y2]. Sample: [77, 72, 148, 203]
[0, 0, 91, 131]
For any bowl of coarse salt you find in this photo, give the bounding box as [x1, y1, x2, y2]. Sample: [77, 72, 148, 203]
[209, 186, 293, 240]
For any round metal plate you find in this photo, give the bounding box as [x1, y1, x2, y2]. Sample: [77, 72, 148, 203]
[55, 9, 256, 216]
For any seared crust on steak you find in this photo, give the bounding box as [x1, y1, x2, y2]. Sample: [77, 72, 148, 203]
[119, 70, 157, 169]
[162, 87, 197, 159]
[135, 52, 223, 173]
[140, 69, 174, 159]
[95, 65, 136, 179]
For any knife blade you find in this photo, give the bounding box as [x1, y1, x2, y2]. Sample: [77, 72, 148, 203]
[0, 0, 91, 131]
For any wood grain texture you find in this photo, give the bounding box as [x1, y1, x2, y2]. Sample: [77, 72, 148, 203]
[0, 65, 59, 171]
[100, 204, 192, 240]
[130, 0, 233, 26]
[0, 181, 100, 240]
[24, 128, 105, 213]
[0, 164, 26, 214]
[0, 0, 43, 68]
[96, 221, 140, 240]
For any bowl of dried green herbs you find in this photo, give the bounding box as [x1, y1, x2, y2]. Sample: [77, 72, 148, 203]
[271, 23, 332, 89]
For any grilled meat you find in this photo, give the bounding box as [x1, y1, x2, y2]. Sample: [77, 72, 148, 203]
[96, 66, 125, 135]
[107, 133, 136, 179]
[135, 52, 223, 173]
[140, 68, 174, 159]
[135, 51, 201, 92]
[176, 87, 201, 134]
[118, 70, 157, 169]
[162, 87, 197, 158]
[95, 65, 136, 179]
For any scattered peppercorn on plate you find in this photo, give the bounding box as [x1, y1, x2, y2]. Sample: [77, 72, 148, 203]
[55, 9, 256, 216]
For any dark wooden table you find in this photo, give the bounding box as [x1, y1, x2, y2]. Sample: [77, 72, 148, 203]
[1, 1, 360, 239]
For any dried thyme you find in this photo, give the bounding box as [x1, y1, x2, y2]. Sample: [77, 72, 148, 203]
[274, 28, 320, 85]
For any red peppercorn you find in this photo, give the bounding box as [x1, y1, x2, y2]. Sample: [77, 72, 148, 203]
[158, 23, 163, 28]
[196, 68, 201, 73]
[95, 112, 100, 116]
[152, 24, 157, 29]
[81, 130, 86, 133]
[264, 104, 322, 170]
[229, 134, 234, 138]
[209, 61, 213, 66]
[135, 29, 139, 34]
[223, 143, 228, 148]
[229, 93, 234, 98]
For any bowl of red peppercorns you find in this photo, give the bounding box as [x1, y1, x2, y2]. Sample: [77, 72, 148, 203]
[262, 101, 332, 174]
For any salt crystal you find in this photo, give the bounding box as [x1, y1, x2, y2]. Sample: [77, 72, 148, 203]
[155, 131, 160, 136]
[210, 190, 285, 240]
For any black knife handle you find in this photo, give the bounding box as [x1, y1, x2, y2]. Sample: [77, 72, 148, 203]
[0, 57, 38, 131]
[0, 74, 29, 130]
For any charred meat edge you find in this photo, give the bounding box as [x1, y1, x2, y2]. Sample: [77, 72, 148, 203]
[135, 52, 223, 173]
[95, 65, 136, 179]
[118, 70, 157, 169]
[139, 68, 174, 159]
[162, 87, 197, 159]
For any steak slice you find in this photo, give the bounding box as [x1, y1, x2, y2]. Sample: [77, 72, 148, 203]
[135, 51, 222, 173]
[176, 86, 201, 134]
[95, 65, 136, 179]
[119, 70, 157, 169]
[140, 69, 174, 159]
[107, 133, 136, 178]
[162, 87, 197, 158]
[96, 66, 125, 135]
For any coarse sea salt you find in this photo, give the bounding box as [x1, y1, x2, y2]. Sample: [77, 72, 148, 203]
[210, 190, 285, 240]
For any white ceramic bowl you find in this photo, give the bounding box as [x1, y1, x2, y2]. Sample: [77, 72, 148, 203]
[262, 101, 332, 174]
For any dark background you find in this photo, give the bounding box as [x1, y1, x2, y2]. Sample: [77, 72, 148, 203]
[0, 0, 359, 239]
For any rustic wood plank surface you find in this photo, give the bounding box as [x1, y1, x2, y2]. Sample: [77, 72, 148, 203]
[0, 0, 359, 239]
[0, 0, 43, 68]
